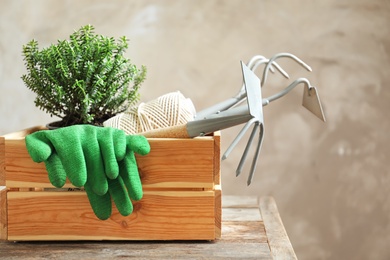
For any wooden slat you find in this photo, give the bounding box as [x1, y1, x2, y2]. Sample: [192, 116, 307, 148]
[7, 190, 217, 241]
[1, 126, 47, 139]
[0, 196, 296, 259]
[259, 196, 297, 260]
[136, 137, 215, 188]
[0, 137, 4, 186]
[0, 186, 6, 240]
[214, 187, 222, 238]
[222, 208, 262, 221]
[222, 195, 259, 208]
[213, 131, 221, 185]
[222, 221, 268, 243]
[4, 135, 216, 189]
[0, 230, 272, 259]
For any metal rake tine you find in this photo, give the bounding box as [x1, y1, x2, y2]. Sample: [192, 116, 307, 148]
[222, 117, 258, 160]
[247, 123, 265, 186]
[247, 55, 276, 74]
[236, 123, 259, 177]
[247, 55, 267, 68]
[248, 55, 289, 79]
[252, 58, 289, 79]
[261, 53, 312, 87]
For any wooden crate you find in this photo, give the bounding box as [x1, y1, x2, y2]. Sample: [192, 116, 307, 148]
[0, 126, 221, 241]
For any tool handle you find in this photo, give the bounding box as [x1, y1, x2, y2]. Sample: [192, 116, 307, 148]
[194, 97, 242, 120]
[141, 124, 190, 138]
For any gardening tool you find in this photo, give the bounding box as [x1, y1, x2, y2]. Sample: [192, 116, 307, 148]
[221, 77, 326, 184]
[262, 77, 326, 122]
[108, 52, 326, 186]
[192, 53, 325, 184]
[141, 61, 264, 185]
[141, 61, 263, 140]
[195, 52, 315, 120]
[260, 53, 325, 122]
[194, 55, 288, 120]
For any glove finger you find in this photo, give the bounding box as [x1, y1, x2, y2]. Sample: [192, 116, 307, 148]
[44, 152, 67, 188]
[112, 128, 126, 161]
[84, 132, 108, 196]
[119, 151, 143, 201]
[48, 126, 87, 187]
[84, 181, 112, 220]
[108, 176, 133, 217]
[126, 135, 150, 156]
[99, 128, 125, 179]
[25, 131, 53, 162]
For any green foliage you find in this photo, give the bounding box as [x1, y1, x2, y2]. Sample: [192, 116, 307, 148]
[21, 24, 147, 127]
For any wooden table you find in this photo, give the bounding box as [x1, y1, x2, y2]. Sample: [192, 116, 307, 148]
[0, 196, 296, 259]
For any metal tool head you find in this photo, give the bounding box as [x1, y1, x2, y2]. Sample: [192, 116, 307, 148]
[237, 61, 265, 185]
[262, 77, 326, 122]
[221, 62, 265, 185]
[241, 61, 263, 121]
[261, 53, 312, 87]
[302, 85, 326, 122]
[195, 54, 291, 120]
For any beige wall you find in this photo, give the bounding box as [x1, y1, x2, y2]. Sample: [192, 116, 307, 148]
[1, 0, 389, 259]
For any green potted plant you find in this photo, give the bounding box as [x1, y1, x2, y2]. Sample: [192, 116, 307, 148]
[21, 24, 147, 128]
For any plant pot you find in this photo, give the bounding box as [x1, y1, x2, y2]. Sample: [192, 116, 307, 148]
[45, 121, 62, 130]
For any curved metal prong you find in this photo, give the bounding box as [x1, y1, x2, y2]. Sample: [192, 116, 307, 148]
[252, 58, 289, 79]
[261, 53, 312, 87]
[247, 55, 267, 69]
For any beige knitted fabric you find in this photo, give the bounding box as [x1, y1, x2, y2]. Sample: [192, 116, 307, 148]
[103, 91, 196, 134]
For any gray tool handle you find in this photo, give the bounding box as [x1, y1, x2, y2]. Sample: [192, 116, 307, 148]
[194, 97, 242, 120]
[187, 105, 251, 137]
[141, 105, 251, 138]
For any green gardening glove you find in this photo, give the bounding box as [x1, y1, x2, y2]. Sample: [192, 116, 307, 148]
[25, 125, 150, 220]
[25, 125, 127, 195]
[84, 135, 150, 220]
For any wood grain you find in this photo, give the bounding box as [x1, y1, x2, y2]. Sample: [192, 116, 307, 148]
[0, 186, 6, 240]
[222, 195, 260, 208]
[0, 196, 296, 259]
[214, 188, 222, 238]
[213, 131, 221, 185]
[0, 137, 4, 186]
[2, 126, 222, 242]
[1, 125, 47, 139]
[259, 196, 297, 260]
[4, 130, 217, 189]
[136, 137, 215, 189]
[7, 190, 218, 241]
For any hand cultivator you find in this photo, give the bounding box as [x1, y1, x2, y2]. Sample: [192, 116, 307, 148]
[128, 53, 326, 185]
[193, 53, 325, 185]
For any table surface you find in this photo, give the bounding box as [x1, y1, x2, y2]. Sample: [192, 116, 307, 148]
[0, 195, 297, 260]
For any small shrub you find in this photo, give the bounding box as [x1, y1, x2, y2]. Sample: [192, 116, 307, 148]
[22, 24, 147, 127]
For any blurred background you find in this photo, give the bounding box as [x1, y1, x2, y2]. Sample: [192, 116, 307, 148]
[1, 0, 389, 259]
